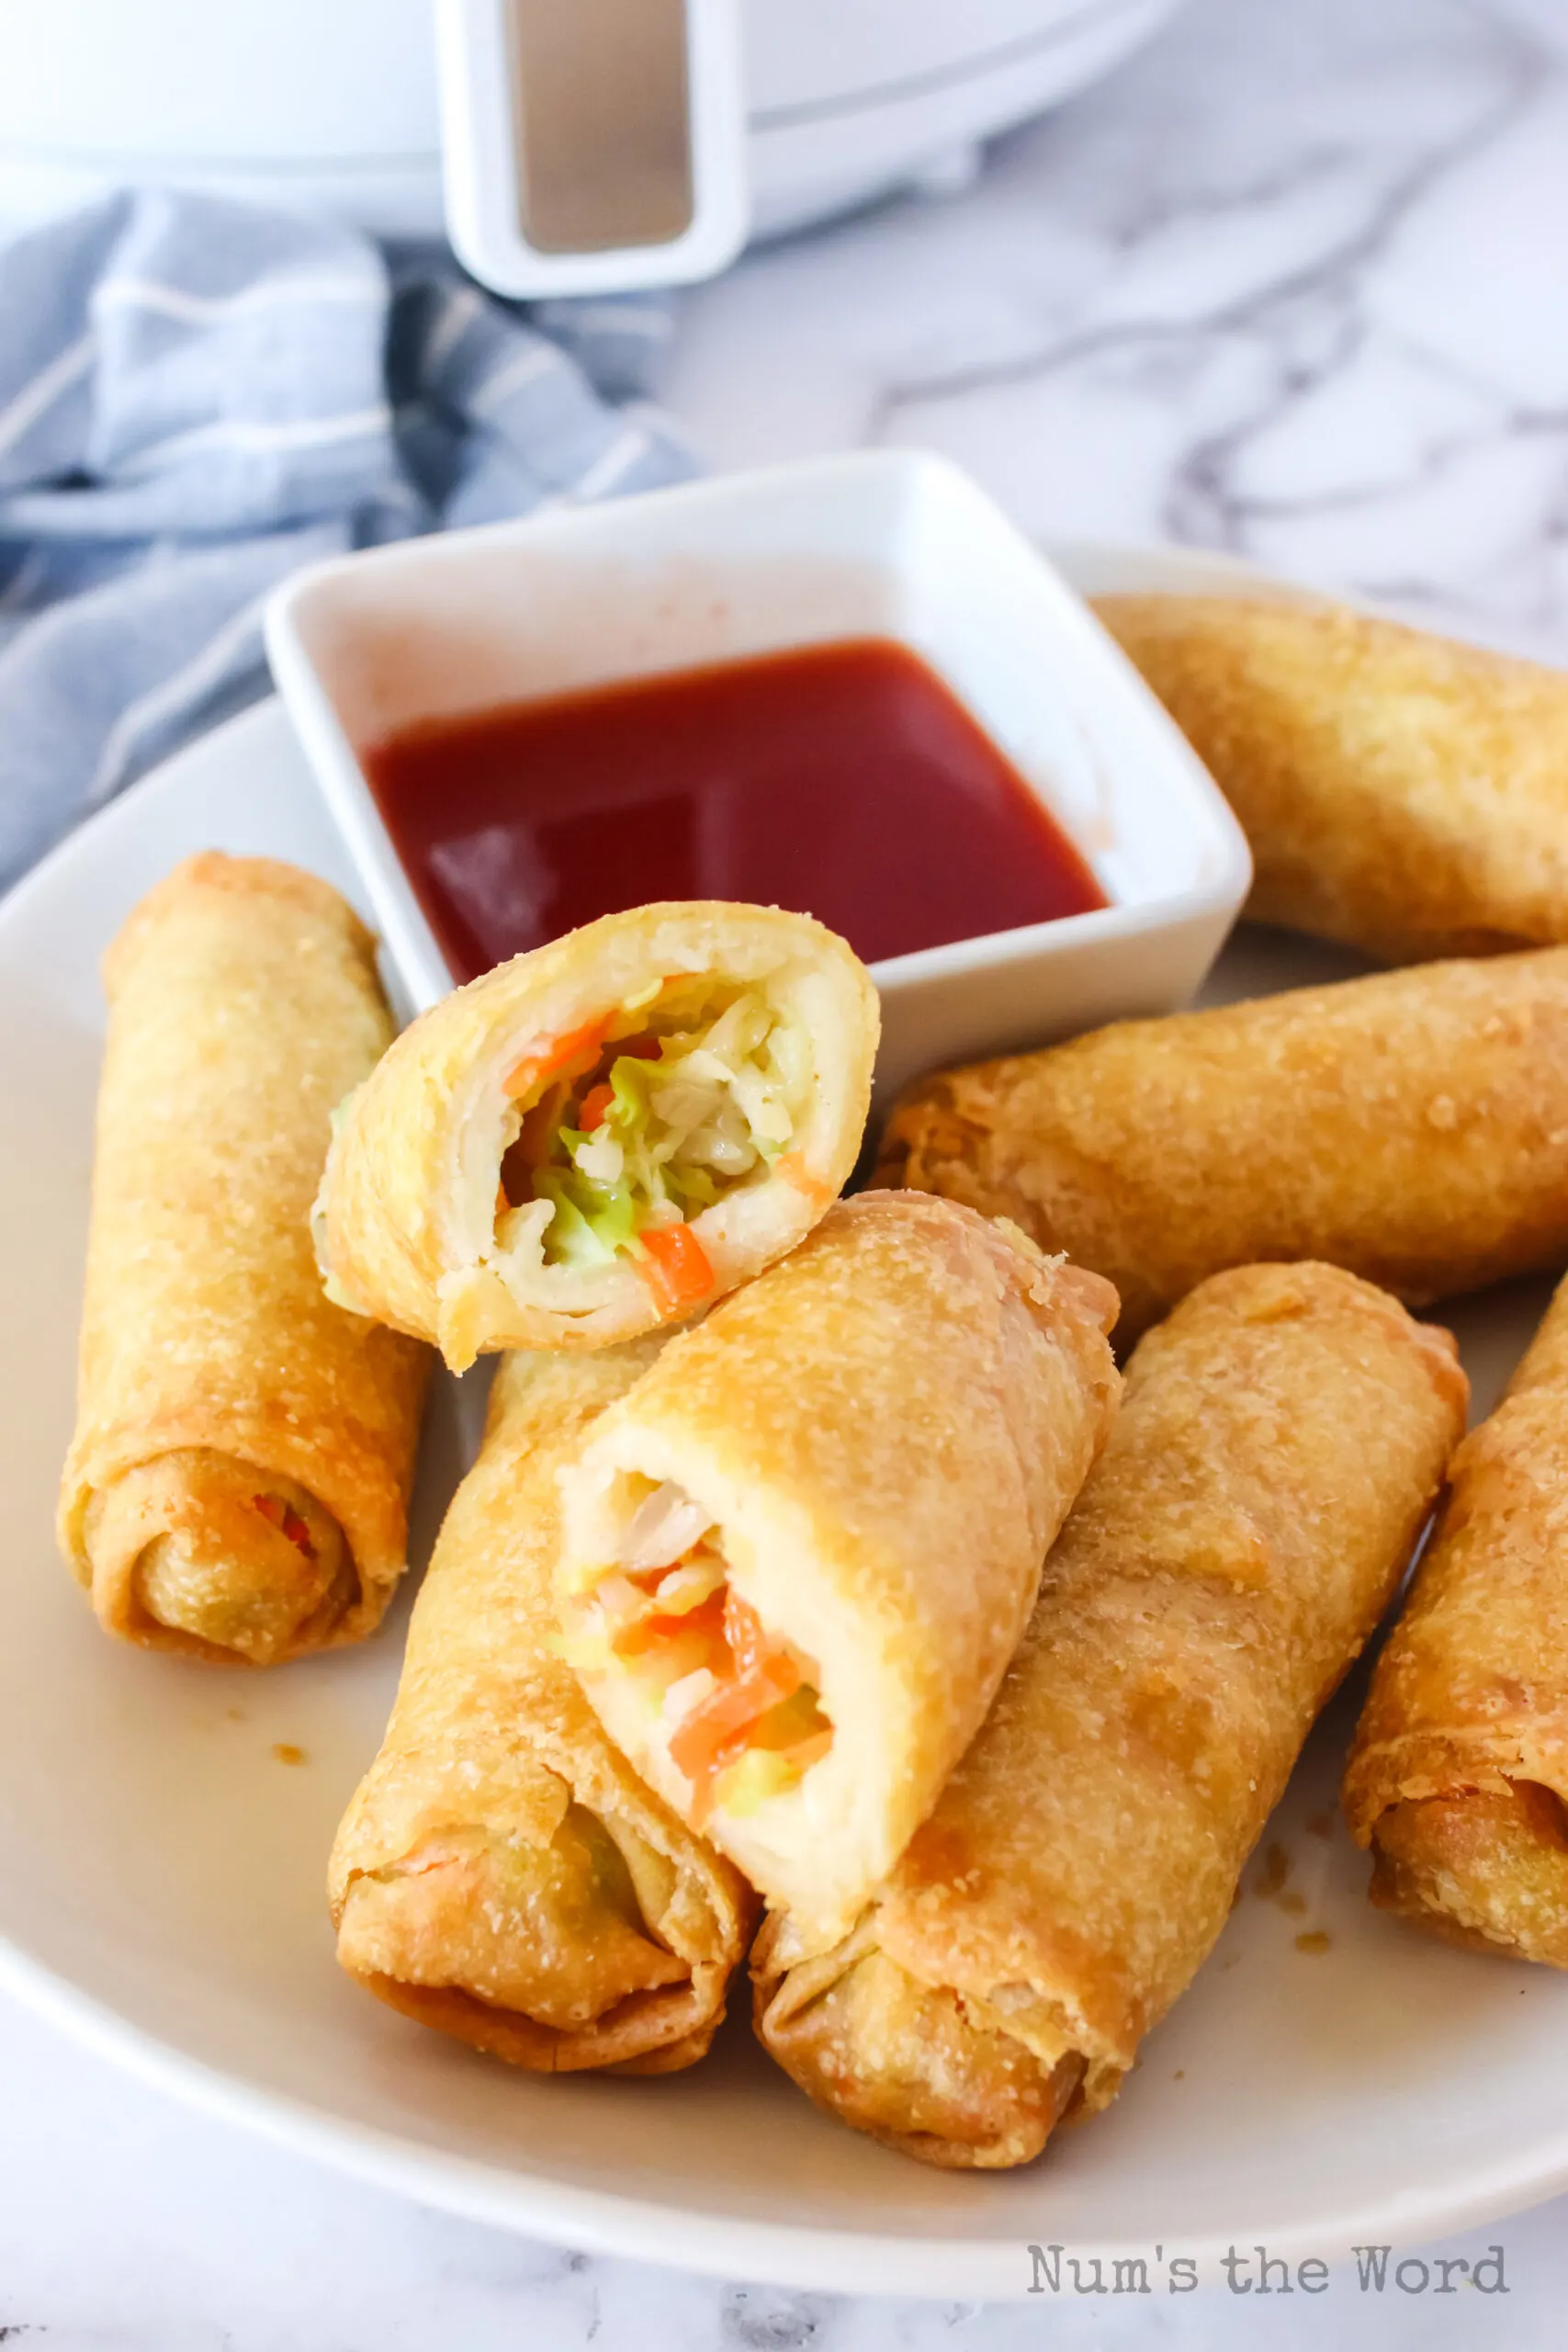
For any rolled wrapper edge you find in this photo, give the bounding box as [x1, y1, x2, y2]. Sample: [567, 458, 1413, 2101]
[59, 1408, 413, 1660]
[752, 1908, 1111, 2169]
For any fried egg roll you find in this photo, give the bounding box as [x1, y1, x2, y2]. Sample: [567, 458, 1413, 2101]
[331, 1341, 756, 2073]
[878, 948, 1568, 1343]
[313, 902, 878, 1372]
[1345, 1272, 1568, 1964]
[557, 1192, 1122, 1940]
[1095, 594, 1568, 967]
[755, 1262, 1467, 2167]
[58, 854, 429, 1664]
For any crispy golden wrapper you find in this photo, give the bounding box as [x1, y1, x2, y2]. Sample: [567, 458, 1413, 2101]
[1345, 1272, 1568, 1965]
[877, 948, 1568, 1342]
[58, 854, 430, 1663]
[755, 1263, 1467, 2168]
[1095, 594, 1568, 966]
[331, 1342, 757, 2074]
[558, 1193, 1122, 1941]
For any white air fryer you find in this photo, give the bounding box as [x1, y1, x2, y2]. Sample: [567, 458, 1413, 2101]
[0, 0, 1182, 292]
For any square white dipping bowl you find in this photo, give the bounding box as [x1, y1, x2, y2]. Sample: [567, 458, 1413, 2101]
[265, 449, 1251, 1102]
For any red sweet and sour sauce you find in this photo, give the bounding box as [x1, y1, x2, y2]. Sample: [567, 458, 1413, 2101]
[365, 638, 1106, 982]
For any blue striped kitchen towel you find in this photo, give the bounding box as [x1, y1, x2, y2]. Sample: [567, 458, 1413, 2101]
[0, 187, 696, 890]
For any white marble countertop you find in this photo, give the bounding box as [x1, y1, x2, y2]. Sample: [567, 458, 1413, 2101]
[8, 0, 1568, 2343]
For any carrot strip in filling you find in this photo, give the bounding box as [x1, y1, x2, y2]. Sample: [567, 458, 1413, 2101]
[503, 1016, 611, 1103]
[637, 1222, 716, 1317]
[581, 1505, 834, 1818]
[666, 1590, 829, 1820]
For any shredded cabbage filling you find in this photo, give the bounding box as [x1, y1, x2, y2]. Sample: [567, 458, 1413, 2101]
[493, 980, 810, 1285]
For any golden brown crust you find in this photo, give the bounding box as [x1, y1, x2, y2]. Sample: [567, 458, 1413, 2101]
[58, 853, 429, 1663]
[103, 850, 379, 995]
[81, 1452, 355, 1663]
[344, 1962, 721, 2075]
[1344, 1271, 1568, 1964]
[1094, 594, 1568, 965]
[756, 1261, 1467, 2165]
[750, 1919, 1084, 2167]
[876, 949, 1568, 1341]
[330, 1343, 757, 2074]
[561, 1193, 1122, 1938]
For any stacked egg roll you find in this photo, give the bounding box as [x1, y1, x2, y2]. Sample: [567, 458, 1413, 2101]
[877, 949, 1568, 1342]
[314, 901, 878, 1369]
[1345, 1272, 1568, 1965]
[754, 1262, 1467, 2167]
[332, 1341, 756, 2072]
[58, 854, 429, 1664]
[557, 1191, 1122, 1940]
[1096, 593, 1568, 966]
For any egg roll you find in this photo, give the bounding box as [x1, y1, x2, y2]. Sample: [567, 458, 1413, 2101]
[878, 948, 1568, 1343]
[331, 1340, 756, 2072]
[754, 1262, 1468, 2167]
[556, 1191, 1122, 1940]
[313, 901, 878, 1372]
[1095, 593, 1568, 966]
[1344, 1272, 1568, 1964]
[58, 854, 429, 1664]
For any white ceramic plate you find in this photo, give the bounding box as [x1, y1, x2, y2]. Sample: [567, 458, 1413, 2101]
[1, 544, 1563, 2301]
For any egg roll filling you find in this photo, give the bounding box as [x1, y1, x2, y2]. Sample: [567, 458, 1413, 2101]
[562, 1478, 834, 1822]
[490, 978, 813, 1321]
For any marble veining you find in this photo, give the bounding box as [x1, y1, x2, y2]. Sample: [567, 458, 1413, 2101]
[7, 0, 1568, 2343]
[669, 0, 1568, 661]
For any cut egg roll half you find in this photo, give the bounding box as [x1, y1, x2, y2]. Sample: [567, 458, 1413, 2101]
[314, 902, 878, 1371]
[557, 1192, 1122, 1939]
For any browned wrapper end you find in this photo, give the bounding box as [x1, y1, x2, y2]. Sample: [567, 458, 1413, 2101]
[752, 1913, 1088, 2170]
[337, 1803, 739, 2075]
[872, 1075, 1030, 1217]
[82, 1453, 355, 1666]
[1366, 1786, 1568, 1966]
[1344, 1270, 1568, 1967]
[1093, 594, 1568, 967]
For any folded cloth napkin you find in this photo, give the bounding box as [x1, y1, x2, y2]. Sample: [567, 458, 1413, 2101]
[0, 188, 696, 890]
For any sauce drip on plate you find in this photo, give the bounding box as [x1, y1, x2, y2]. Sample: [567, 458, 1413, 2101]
[367, 638, 1107, 981]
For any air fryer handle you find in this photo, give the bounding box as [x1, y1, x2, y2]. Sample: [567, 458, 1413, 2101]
[435, 0, 750, 297]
